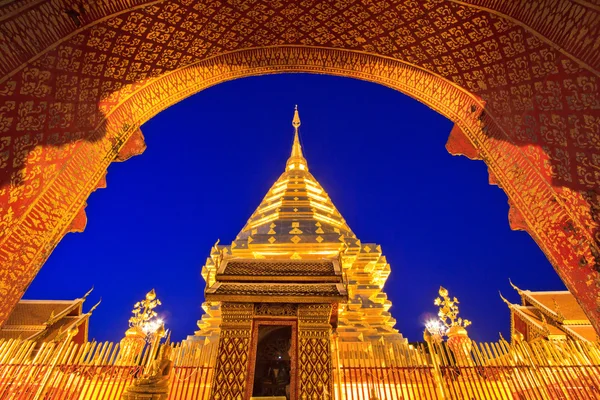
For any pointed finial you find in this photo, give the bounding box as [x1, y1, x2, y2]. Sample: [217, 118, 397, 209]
[83, 286, 94, 300]
[287, 105, 307, 171]
[508, 278, 522, 294]
[292, 105, 301, 130]
[498, 291, 512, 306]
[88, 298, 102, 314]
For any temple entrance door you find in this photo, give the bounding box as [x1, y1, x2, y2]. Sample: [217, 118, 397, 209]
[248, 322, 297, 400]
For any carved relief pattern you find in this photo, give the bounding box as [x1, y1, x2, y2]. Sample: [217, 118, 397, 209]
[297, 304, 334, 399]
[455, 0, 600, 72]
[0, 0, 161, 78]
[254, 303, 298, 317]
[210, 303, 253, 400]
[0, 0, 598, 332]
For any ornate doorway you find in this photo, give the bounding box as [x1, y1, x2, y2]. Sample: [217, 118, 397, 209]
[248, 322, 296, 400]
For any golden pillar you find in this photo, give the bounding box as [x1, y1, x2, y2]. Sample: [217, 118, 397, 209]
[297, 304, 334, 400]
[210, 303, 254, 400]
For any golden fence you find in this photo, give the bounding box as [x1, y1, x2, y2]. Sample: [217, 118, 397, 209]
[0, 338, 218, 400]
[333, 339, 600, 399]
[1, 337, 600, 399]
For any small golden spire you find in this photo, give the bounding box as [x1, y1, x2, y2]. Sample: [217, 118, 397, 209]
[287, 105, 308, 171]
[292, 104, 301, 130]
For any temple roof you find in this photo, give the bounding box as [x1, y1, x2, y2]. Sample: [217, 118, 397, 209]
[563, 325, 598, 342]
[4, 300, 82, 327]
[231, 107, 356, 256]
[509, 281, 589, 325]
[502, 283, 596, 342]
[0, 296, 95, 342]
[522, 291, 588, 324]
[217, 258, 340, 280]
[511, 305, 566, 339]
[206, 282, 346, 303]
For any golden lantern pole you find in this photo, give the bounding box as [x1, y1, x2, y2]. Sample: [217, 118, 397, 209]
[118, 289, 163, 365]
[433, 286, 473, 364]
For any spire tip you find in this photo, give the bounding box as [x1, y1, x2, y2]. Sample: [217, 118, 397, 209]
[288, 105, 306, 171]
[292, 105, 301, 129]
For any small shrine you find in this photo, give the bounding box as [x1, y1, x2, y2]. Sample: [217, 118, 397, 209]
[501, 281, 597, 342]
[205, 258, 346, 399]
[0, 289, 98, 344]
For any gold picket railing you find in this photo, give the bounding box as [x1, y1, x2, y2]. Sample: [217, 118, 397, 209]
[332, 339, 600, 399]
[0, 338, 218, 400]
[1, 337, 600, 399]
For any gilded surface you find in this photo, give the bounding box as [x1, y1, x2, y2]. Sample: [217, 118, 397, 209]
[211, 283, 343, 297]
[297, 304, 334, 399]
[198, 115, 402, 342]
[254, 303, 298, 317]
[221, 259, 336, 277]
[3, 335, 600, 400]
[0, 0, 598, 333]
[210, 303, 253, 400]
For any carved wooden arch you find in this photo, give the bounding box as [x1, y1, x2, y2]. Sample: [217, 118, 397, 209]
[0, 0, 598, 333]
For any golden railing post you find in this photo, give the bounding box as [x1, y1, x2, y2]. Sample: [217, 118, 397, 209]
[32, 327, 77, 400]
[424, 330, 447, 400]
[332, 330, 344, 400]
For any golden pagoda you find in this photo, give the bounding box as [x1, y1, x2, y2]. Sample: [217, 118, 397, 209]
[194, 107, 404, 345]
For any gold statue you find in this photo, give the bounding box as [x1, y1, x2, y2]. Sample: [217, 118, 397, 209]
[123, 339, 173, 399]
[132, 344, 173, 388]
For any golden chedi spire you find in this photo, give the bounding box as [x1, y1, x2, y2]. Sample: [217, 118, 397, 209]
[287, 105, 307, 172]
[196, 107, 403, 344]
[231, 106, 355, 259]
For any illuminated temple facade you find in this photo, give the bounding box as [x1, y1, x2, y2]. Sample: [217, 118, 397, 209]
[194, 108, 404, 346]
[1, 111, 600, 400]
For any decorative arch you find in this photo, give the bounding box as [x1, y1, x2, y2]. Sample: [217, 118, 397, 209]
[0, 0, 598, 333]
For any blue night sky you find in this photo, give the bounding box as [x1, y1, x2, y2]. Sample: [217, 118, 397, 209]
[25, 74, 565, 343]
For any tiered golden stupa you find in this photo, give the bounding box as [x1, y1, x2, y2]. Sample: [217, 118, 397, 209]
[194, 107, 404, 344]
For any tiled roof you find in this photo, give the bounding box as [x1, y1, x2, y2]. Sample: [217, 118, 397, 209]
[0, 328, 43, 340]
[513, 306, 565, 337]
[43, 316, 86, 341]
[524, 292, 588, 323]
[4, 301, 79, 326]
[220, 259, 336, 276]
[563, 325, 597, 342]
[210, 283, 344, 297]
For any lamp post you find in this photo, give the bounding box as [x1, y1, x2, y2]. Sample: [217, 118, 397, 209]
[431, 286, 473, 364]
[118, 289, 164, 365]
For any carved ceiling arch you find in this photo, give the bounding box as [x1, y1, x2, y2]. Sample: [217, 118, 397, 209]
[0, 0, 598, 332]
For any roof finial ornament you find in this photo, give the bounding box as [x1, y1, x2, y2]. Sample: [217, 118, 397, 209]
[509, 278, 522, 294]
[287, 105, 307, 171]
[292, 105, 301, 130]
